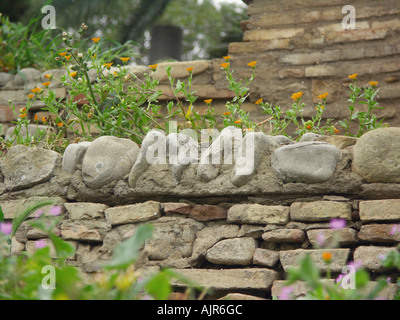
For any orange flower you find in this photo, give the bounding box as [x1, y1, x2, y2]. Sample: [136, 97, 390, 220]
[65, 55, 72, 61]
[220, 62, 230, 69]
[69, 71, 77, 78]
[348, 73, 358, 80]
[43, 74, 52, 80]
[103, 62, 113, 69]
[223, 111, 231, 116]
[322, 252, 333, 263]
[369, 81, 378, 87]
[19, 113, 27, 119]
[42, 81, 51, 88]
[19, 107, 26, 113]
[31, 87, 43, 94]
[59, 52, 67, 57]
[234, 119, 242, 124]
[223, 56, 231, 61]
[27, 94, 35, 99]
[306, 124, 312, 130]
[255, 98, 263, 105]
[120, 57, 130, 63]
[318, 92, 328, 100]
[186, 67, 194, 72]
[149, 64, 158, 71]
[34, 114, 38, 122]
[204, 99, 212, 104]
[247, 60, 257, 68]
[57, 122, 63, 127]
[334, 127, 339, 134]
[291, 91, 304, 101]
[42, 116, 47, 124]
[91, 37, 101, 43]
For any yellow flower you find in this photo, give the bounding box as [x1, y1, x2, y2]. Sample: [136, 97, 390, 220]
[291, 91, 303, 101]
[220, 62, 230, 69]
[234, 118, 242, 124]
[65, 55, 72, 61]
[322, 252, 333, 263]
[120, 57, 130, 63]
[31, 87, 43, 94]
[27, 94, 35, 99]
[348, 73, 358, 80]
[318, 92, 328, 100]
[59, 52, 67, 57]
[69, 71, 77, 78]
[91, 37, 101, 43]
[255, 98, 263, 105]
[204, 99, 212, 104]
[369, 81, 378, 87]
[149, 64, 158, 71]
[223, 56, 231, 61]
[223, 111, 231, 116]
[43, 74, 52, 80]
[186, 67, 194, 72]
[103, 62, 113, 69]
[42, 81, 51, 88]
[247, 60, 257, 68]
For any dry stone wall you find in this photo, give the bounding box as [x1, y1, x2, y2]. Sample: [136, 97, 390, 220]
[1, 127, 400, 299]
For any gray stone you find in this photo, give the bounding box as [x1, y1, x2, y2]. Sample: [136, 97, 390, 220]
[1, 145, 61, 191]
[271, 141, 342, 183]
[252, 248, 279, 267]
[359, 199, 400, 222]
[82, 136, 139, 189]
[65, 202, 108, 220]
[227, 204, 290, 225]
[13, 68, 42, 87]
[230, 132, 278, 187]
[352, 128, 400, 183]
[0, 72, 14, 87]
[205, 237, 257, 265]
[279, 248, 351, 272]
[62, 141, 91, 174]
[353, 246, 397, 272]
[166, 132, 198, 184]
[60, 221, 103, 242]
[262, 229, 305, 243]
[197, 126, 242, 182]
[271, 135, 294, 145]
[105, 201, 161, 226]
[171, 268, 278, 290]
[307, 228, 357, 247]
[358, 224, 400, 243]
[128, 130, 166, 188]
[290, 201, 352, 222]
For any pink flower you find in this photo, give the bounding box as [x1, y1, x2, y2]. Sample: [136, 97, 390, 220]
[330, 218, 346, 230]
[316, 233, 325, 247]
[390, 224, 400, 235]
[49, 205, 62, 216]
[34, 209, 44, 218]
[279, 286, 293, 300]
[35, 239, 47, 249]
[0, 222, 12, 235]
[348, 260, 362, 270]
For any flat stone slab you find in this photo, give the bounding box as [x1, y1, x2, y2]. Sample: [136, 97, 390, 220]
[359, 199, 400, 222]
[290, 201, 352, 222]
[279, 248, 351, 272]
[353, 246, 397, 272]
[171, 268, 278, 290]
[1, 145, 61, 191]
[352, 127, 400, 183]
[227, 204, 290, 225]
[271, 141, 342, 183]
[205, 237, 257, 265]
[105, 201, 161, 226]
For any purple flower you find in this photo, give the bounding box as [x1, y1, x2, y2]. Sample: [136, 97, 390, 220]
[35, 239, 47, 249]
[49, 205, 62, 216]
[330, 218, 346, 230]
[278, 286, 293, 300]
[336, 274, 344, 283]
[316, 232, 325, 247]
[348, 260, 362, 271]
[0, 222, 12, 235]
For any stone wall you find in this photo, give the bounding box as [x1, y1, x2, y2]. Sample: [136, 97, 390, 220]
[1, 127, 400, 299]
[229, 0, 400, 131]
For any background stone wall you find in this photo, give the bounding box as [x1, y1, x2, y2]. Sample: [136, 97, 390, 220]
[1, 127, 400, 299]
